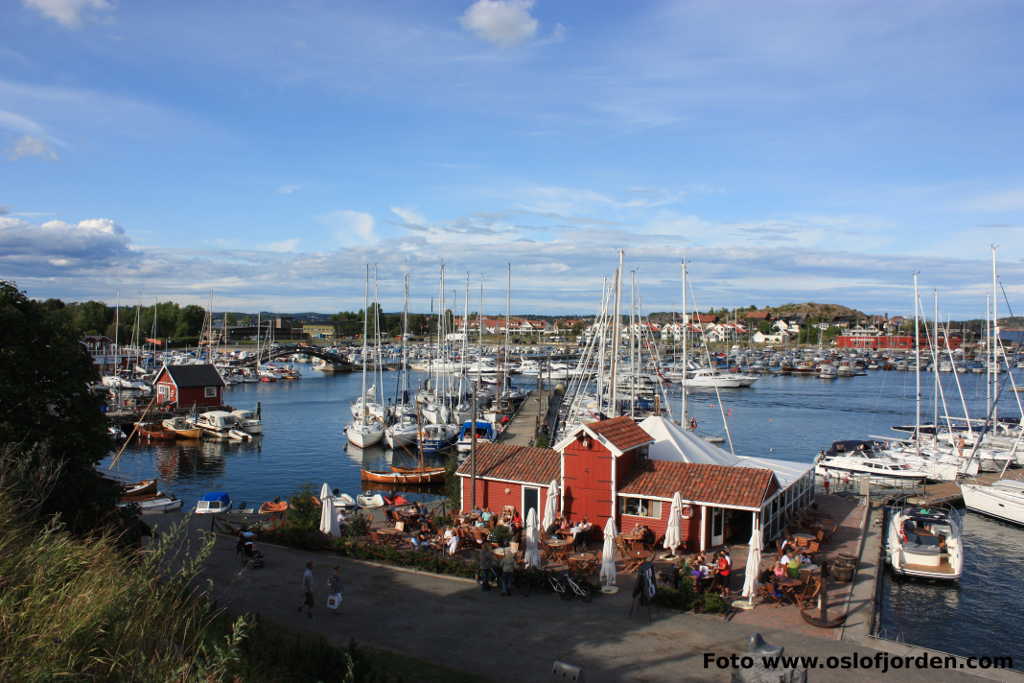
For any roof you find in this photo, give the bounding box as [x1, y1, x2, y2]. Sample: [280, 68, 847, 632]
[617, 460, 778, 510]
[734, 455, 814, 489]
[159, 364, 225, 388]
[638, 416, 740, 466]
[455, 443, 559, 486]
[586, 416, 655, 453]
[743, 311, 770, 320]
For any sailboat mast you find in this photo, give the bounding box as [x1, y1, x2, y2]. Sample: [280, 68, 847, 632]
[629, 270, 637, 418]
[113, 290, 120, 377]
[992, 245, 999, 424]
[609, 250, 623, 417]
[400, 273, 409, 402]
[360, 265, 369, 425]
[933, 289, 940, 438]
[913, 272, 921, 453]
[681, 259, 688, 427]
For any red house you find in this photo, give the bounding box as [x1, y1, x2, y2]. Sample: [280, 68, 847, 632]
[458, 416, 813, 552]
[153, 364, 225, 409]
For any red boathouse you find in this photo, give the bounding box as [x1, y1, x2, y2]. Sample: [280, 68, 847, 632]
[153, 364, 225, 409]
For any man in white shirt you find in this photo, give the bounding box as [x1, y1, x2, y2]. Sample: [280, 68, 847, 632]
[299, 561, 314, 618]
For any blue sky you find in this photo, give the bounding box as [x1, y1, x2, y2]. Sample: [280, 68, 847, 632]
[2, 0, 1024, 316]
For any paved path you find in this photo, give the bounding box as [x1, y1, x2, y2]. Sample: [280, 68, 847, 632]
[500, 389, 549, 446]
[172, 515, 1006, 683]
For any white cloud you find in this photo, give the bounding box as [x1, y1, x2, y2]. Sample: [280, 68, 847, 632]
[0, 109, 46, 136]
[265, 238, 300, 253]
[0, 215, 130, 274]
[275, 184, 301, 195]
[321, 210, 376, 244]
[21, 0, 112, 29]
[390, 206, 427, 226]
[460, 0, 539, 48]
[7, 134, 58, 161]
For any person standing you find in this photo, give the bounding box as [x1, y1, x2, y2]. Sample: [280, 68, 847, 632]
[299, 561, 314, 618]
[478, 542, 495, 592]
[326, 566, 343, 615]
[500, 548, 516, 596]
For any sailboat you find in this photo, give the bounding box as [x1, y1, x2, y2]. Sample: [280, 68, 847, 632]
[345, 266, 385, 448]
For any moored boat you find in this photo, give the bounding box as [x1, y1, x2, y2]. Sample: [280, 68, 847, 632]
[960, 478, 1024, 526]
[361, 468, 446, 485]
[195, 491, 232, 514]
[886, 501, 963, 580]
[162, 416, 203, 439]
[121, 479, 157, 496]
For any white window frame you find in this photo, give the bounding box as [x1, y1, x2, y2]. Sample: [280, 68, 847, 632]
[619, 496, 662, 519]
[204, 386, 217, 398]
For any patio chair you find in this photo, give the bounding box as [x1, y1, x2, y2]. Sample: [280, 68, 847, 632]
[798, 576, 823, 609]
[756, 581, 784, 608]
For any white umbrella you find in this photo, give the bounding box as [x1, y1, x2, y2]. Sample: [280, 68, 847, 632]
[542, 478, 558, 530]
[662, 491, 682, 553]
[319, 494, 339, 537]
[600, 517, 617, 587]
[741, 525, 762, 599]
[319, 482, 331, 500]
[524, 507, 541, 568]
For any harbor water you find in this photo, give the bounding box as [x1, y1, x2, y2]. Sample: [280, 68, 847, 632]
[103, 365, 1024, 667]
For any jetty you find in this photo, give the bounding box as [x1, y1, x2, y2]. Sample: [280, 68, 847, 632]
[498, 387, 561, 447]
[905, 470, 1024, 506]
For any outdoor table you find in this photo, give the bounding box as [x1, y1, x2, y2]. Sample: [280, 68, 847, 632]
[776, 577, 802, 603]
[545, 538, 571, 562]
[568, 552, 597, 573]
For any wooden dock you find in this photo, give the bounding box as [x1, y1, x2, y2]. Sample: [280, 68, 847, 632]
[907, 470, 1024, 505]
[499, 389, 551, 447]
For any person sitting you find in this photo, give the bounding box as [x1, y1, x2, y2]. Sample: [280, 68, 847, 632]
[511, 509, 522, 531]
[787, 552, 802, 579]
[545, 515, 561, 537]
[775, 552, 791, 578]
[481, 509, 493, 527]
[571, 518, 593, 551]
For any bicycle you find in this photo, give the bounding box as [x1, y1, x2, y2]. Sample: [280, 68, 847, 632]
[546, 569, 591, 602]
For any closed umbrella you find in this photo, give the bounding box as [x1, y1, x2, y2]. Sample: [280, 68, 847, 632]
[542, 478, 558, 530]
[319, 482, 331, 500]
[741, 524, 762, 600]
[524, 507, 541, 568]
[600, 517, 617, 587]
[319, 494, 339, 537]
[662, 491, 682, 553]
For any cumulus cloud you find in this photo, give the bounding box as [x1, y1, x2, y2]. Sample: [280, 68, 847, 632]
[320, 210, 376, 244]
[0, 215, 130, 275]
[460, 0, 539, 47]
[7, 134, 59, 161]
[21, 0, 112, 29]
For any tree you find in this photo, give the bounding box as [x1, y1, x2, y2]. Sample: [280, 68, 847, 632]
[0, 281, 121, 533]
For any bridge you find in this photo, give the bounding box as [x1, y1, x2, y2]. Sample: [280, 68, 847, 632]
[234, 344, 356, 372]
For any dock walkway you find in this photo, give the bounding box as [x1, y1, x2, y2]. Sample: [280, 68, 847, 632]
[907, 470, 1024, 506]
[500, 388, 552, 447]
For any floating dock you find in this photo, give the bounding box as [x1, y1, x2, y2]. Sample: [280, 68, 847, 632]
[907, 470, 1024, 506]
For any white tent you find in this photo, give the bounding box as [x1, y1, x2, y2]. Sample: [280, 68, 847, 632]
[319, 495, 340, 537]
[741, 525, 762, 599]
[735, 455, 814, 488]
[319, 482, 331, 500]
[662, 491, 682, 553]
[524, 507, 541, 568]
[600, 517, 617, 587]
[542, 478, 558, 530]
[639, 415, 740, 466]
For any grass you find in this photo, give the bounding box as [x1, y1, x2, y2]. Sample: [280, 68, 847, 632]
[0, 499, 487, 681]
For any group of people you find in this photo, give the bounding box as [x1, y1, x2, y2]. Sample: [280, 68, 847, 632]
[683, 549, 732, 597]
[775, 536, 815, 579]
[298, 561, 344, 618]
[545, 515, 594, 550]
[477, 541, 518, 596]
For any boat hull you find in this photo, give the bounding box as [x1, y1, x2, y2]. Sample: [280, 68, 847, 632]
[960, 483, 1024, 526]
[361, 468, 445, 485]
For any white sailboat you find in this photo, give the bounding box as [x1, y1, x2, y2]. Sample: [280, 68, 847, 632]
[345, 266, 384, 448]
[960, 478, 1024, 526]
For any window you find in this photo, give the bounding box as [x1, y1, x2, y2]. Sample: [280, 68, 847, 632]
[204, 386, 217, 398]
[620, 497, 661, 519]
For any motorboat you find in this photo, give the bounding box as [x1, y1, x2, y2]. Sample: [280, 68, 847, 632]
[814, 442, 930, 483]
[685, 369, 744, 388]
[960, 478, 1024, 526]
[195, 491, 232, 514]
[231, 409, 263, 434]
[162, 416, 202, 439]
[118, 493, 182, 514]
[887, 502, 963, 580]
[818, 364, 838, 380]
[420, 423, 459, 455]
[356, 493, 386, 508]
[121, 479, 157, 496]
[456, 420, 497, 454]
[194, 411, 251, 441]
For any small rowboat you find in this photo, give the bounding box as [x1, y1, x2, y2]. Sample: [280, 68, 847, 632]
[361, 468, 446, 485]
[122, 479, 157, 496]
[118, 491, 182, 514]
[162, 417, 203, 439]
[258, 500, 289, 514]
[356, 493, 386, 508]
[136, 423, 177, 441]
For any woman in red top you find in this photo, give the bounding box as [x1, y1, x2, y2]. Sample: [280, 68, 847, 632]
[715, 551, 732, 597]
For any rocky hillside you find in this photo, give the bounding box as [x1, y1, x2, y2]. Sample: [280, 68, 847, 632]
[764, 302, 868, 321]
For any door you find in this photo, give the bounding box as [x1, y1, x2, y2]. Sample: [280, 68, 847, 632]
[523, 487, 540, 523]
[710, 507, 724, 547]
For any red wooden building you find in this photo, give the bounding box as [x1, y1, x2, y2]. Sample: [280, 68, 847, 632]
[836, 334, 962, 350]
[153, 364, 225, 409]
[456, 416, 813, 552]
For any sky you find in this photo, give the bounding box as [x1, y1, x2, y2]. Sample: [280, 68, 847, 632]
[2, 0, 1024, 317]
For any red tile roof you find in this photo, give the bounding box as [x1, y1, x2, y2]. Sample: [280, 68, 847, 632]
[586, 416, 654, 453]
[617, 460, 778, 509]
[743, 311, 770, 320]
[455, 443, 559, 486]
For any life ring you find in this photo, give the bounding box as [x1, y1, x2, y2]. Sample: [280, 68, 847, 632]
[681, 505, 693, 520]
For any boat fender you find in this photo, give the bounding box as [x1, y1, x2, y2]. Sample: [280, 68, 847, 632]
[681, 505, 693, 520]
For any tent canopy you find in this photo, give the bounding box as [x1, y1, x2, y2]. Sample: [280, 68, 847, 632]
[639, 416, 740, 466]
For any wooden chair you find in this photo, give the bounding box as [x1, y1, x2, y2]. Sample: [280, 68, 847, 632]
[756, 582, 784, 608]
[797, 576, 823, 609]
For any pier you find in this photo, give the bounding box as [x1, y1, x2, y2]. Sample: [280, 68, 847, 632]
[906, 470, 1024, 506]
[498, 387, 561, 447]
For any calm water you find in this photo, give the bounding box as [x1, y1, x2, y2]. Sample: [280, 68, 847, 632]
[103, 364, 1024, 666]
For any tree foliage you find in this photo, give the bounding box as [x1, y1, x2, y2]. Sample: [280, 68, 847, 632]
[0, 281, 122, 533]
